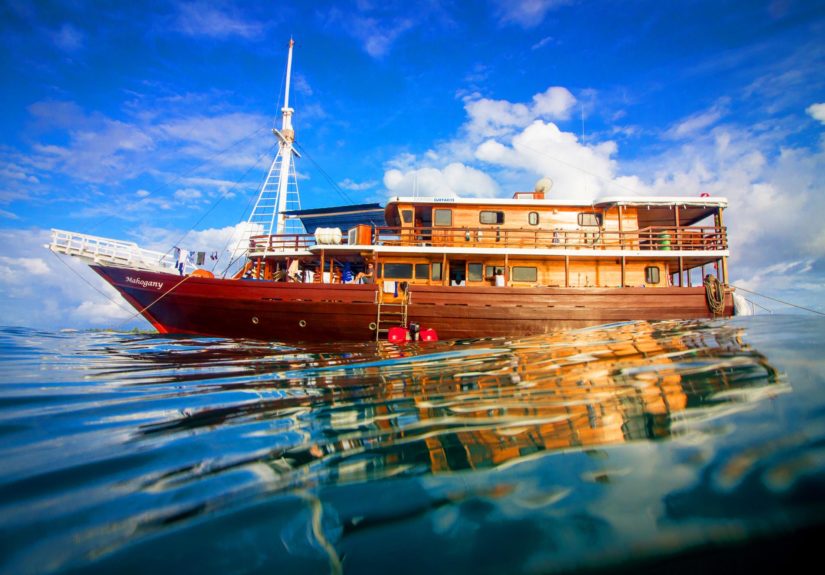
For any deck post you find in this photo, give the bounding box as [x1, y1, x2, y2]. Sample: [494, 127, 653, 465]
[717, 209, 729, 284]
[504, 253, 509, 286]
[564, 255, 569, 288]
[320, 249, 325, 283]
[618, 205, 624, 249]
[442, 253, 447, 287]
[621, 256, 626, 287]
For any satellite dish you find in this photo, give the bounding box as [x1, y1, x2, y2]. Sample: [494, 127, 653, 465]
[535, 177, 553, 195]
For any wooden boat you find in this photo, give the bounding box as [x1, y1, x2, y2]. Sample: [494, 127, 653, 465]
[47, 41, 734, 341]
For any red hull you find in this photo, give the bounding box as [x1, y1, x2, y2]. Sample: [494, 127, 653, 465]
[93, 265, 734, 342]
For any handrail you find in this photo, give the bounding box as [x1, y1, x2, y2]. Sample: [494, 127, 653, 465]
[48, 229, 183, 272]
[373, 225, 728, 251]
[245, 225, 728, 254]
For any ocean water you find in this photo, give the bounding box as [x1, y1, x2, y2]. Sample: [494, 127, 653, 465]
[0, 316, 823, 574]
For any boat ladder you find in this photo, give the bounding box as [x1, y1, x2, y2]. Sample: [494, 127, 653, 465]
[375, 289, 408, 341]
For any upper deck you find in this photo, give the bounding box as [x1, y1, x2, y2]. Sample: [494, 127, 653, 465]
[248, 194, 729, 266]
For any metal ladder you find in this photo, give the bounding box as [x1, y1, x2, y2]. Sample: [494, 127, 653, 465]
[375, 288, 408, 341]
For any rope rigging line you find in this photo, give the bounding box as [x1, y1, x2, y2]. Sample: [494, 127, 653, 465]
[164, 142, 278, 263]
[293, 141, 356, 205]
[48, 250, 135, 317]
[115, 274, 194, 330]
[732, 284, 825, 316]
[88, 124, 271, 235]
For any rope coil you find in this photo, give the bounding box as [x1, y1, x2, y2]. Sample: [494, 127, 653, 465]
[704, 275, 726, 315]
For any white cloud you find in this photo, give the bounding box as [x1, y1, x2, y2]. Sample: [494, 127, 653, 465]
[665, 100, 728, 140]
[463, 88, 577, 139]
[492, 0, 573, 28]
[174, 3, 264, 40]
[52, 23, 84, 52]
[384, 163, 499, 198]
[338, 178, 378, 191]
[807, 103, 825, 124]
[174, 188, 202, 201]
[0, 229, 143, 329]
[476, 120, 619, 198]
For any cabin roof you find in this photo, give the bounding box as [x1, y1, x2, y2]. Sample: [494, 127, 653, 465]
[284, 203, 384, 233]
[386, 195, 727, 208]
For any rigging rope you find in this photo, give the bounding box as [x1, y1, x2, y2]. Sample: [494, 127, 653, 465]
[294, 142, 356, 205]
[115, 274, 194, 330]
[732, 284, 825, 316]
[48, 250, 135, 317]
[88, 125, 270, 235]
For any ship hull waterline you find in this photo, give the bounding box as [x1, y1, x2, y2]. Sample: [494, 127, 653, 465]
[92, 265, 734, 342]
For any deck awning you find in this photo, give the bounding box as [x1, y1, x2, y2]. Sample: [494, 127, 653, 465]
[595, 197, 727, 227]
[283, 203, 385, 234]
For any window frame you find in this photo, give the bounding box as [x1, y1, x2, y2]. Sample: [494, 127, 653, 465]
[383, 262, 414, 279]
[479, 210, 505, 225]
[528, 212, 539, 226]
[433, 209, 452, 226]
[415, 263, 430, 280]
[431, 262, 442, 281]
[511, 266, 538, 282]
[577, 212, 603, 227]
[645, 266, 660, 284]
[467, 262, 483, 282]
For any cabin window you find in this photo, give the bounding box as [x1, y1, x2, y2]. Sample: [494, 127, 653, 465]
[645, 266, 660, 284]
[480, 210, 505, 225]
[433, 209, 452, 226]
[468, 263, 483, 282]
[577, 212, 602, 227]
[401, 209, 413, 224]
[432, 262, 442, 281]
[511, 266, 538, 282]
[383, 263, 413, 279]
[485, 265, 505, 279]
[528, 212, 539, 226]
[415, 263, 430, 280]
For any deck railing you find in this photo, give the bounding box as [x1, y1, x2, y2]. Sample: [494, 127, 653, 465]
[246, 225, 727, 255]
[374, 225, 727, 251]
[49, 229, 182, 272]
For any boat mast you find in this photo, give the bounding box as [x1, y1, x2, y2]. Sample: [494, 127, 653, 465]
[247, 39, 303, 239]
[275, 38, 296, 235]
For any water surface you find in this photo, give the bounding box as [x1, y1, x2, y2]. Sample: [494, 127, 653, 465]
[0, 316, 823, 573]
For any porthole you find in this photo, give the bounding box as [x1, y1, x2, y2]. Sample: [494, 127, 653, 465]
[369, 322, 377, 331]
[251, 316, 259, 325]
[298, 319, 307, 328]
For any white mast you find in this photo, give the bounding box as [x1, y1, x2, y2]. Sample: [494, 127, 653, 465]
[247, 39, 303, 239]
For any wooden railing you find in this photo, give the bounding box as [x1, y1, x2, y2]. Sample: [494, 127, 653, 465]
[374, 225, 727, 251]
[246, 225, 728, 255]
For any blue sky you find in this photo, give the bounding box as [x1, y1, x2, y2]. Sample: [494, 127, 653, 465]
[1, 0, 823, 328]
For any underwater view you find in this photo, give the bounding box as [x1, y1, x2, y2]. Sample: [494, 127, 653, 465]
[0, 315, 823, 574]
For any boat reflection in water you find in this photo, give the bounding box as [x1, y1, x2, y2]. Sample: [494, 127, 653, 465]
[133, 319, 782, 484]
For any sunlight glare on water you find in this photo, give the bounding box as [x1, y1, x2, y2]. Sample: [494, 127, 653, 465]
[0, 316, 823, 574]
